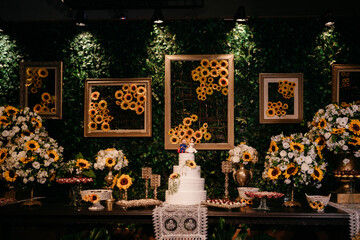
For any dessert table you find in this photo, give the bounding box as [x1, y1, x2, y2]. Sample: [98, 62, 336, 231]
[0, 200, 350, 239]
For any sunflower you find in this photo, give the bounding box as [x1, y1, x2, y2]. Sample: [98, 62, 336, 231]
[222, 88, 228, 96]
[129, 101, 137, 110]
[192, 73, 200, 81]
[122, 84, 130, 92]
[41, 92, 51, 103]
[200, 59, 210, 68]
[105, 157, 116, 168]
[201, 68, 210, 77]
[168, 129, 175, 136]
[30, 87, 38, 94]
[311, 167, 324, 181]
[117, 174, 133, 190]
[47, 150, 59, 162]
[76, 159, 91, 170]
[290, 142, 305, 152]
[88, 121, 97, 131]
[316, 202, 325, 210]
[94, 115, 103, 124]
[91, 91, 100, 100]
[123, 93, 133, 102]
[33, 104, 42, 113]
[183, 117, 192, 126]
[202, 123, 208, 129]
[204, 132, 212, 141]
[98, 100, 108, 110]
[317, 119, 327, 129]
[199, 76, 207, 84]
[246, 199, 253, 205]
[349, 119, 360, 135]
[210, 59, 219, 68]
[283, 163, 299, 179]
[0, 116, 8, 126]
[137, 86, 146, 95]
[309, 201, 318, 210]
[0, 148, 8, 163]
[193, 130, 203, 140]
[38, 68, 48, 78]
[268, 141, 279, 153]
[266, 108, 275, 117]
[4, 106, 19, 116]
[331, 128, 346, 134]
[206, 87, 213, 95]
[219, 68, 228, 78]
[219, 78, 228, 87]
[219, 60, 228, 68]
[4, 170, 17, 182]
[101, 123, 110, 131]
[121, 101, 130, 110]
[170, 173, 179, 179]
[349, 136, 360, 146]
[42, 106, 50, 114]
[115, 90, 124, 100]
[135, 105, 145, 115]
[315, 136, 326, 150]
[186, 128, 194, 137]
[242, 152, 252, 162]
[51, 108, 56, 113]
[191, 114, 198, 121]
[268, 167, 281, 180]
[210, 69, 219, 78]
[26, 140, 40, 151]
[200, 127, 207, 134]
[89, 194, 100, 203]
[186, 160, 197, 169]
[20, 156, 35, 164]
[170, 135, 180, 144]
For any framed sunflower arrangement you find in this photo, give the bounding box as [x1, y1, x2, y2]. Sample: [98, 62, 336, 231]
[165, 55, 234, 150]
[84, 78, 152, 137]
[259, 73, 303, 123]
[331, 64, 360, 106]
[20, 61, 63, 119]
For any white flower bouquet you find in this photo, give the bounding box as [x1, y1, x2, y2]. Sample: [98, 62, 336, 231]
[0, 106, 63, 187]
[307, 103, 360, 157]
[94, 148, 128, 171]
[262, 133, 327, 188]
[228, 143, 258, 165]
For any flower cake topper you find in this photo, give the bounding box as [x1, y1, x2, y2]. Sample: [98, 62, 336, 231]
[263, 133, 327, 188]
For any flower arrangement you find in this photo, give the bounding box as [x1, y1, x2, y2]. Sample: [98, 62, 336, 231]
[57, 153, 96, 180]
[262, 133, 327, 188]
[228, 143, 259, 166]
[0, 106, 63, 187]
[94, 148, 128, 171]
[186, 160, 197, 169]
[307, 103, 360, 156]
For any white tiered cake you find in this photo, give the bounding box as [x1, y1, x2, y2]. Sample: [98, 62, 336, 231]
[165, 152, 207, 205]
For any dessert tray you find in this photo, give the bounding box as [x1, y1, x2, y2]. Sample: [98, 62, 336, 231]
[245, 191, 284, 199]
[116, 199, 163, 210]
[202, 199, 246, 210]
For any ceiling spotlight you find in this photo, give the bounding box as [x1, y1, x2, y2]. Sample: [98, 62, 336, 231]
[322, 11, 335, 27]
[75, 10, 87, 27]
[234, 6, 248, 23]
[152, 9, 164, 24]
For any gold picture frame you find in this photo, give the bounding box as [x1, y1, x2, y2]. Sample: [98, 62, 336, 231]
[259, 73, 303, 124]
[165, 54, 234, 150]
[84, 78, 152, 137]
[20, 61, 63, 119]
[331, 64, 360, 105]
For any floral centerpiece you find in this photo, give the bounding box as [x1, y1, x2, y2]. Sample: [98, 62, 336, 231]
[228, 143, 258, 187]
[263, 133, 326, 194]
[0, 106, 63, 188]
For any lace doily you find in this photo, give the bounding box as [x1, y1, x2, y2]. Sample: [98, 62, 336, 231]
[153, 203, 207, 240]
[328, 201, 359, 239]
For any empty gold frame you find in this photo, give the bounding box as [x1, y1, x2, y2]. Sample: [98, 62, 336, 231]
[259, 73, 303, 124]
[165, 54, 234, 150]
[20, 61, 63, 119]
[331, 64, 360, 105]
[84, 78, 152, 137]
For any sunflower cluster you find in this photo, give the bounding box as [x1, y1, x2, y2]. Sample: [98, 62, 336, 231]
[263, 133, 326, 188]
[168, 114, 211, 144]
[58, 158, 93, 177]
[26, 68, 49, 94]
[278, 80, 296, 99]
[307, 103, 360, 157]
[266, 101, 288, 117]
[94, 148, 128, 171]
[308, 201, 325, 210]
[0, 105, 63, 186]
[82, 193, 100, 203]
[33, 92, 56, 115]
[88, 91, 114, 132]
[192, 59, 229, 101]
[228, 143, 259, 165]
[115, 84, 146, 115]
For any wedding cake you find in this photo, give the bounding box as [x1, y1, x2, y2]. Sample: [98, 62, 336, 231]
[165, 139, 207, 205]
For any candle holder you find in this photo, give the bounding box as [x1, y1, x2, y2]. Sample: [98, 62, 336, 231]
[142, 167, 152, 199]
[150, 174, 161, 200]
[222, 161, 232, 199]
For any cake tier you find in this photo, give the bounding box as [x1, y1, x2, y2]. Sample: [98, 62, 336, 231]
[178, 153, 195, 166]
[173, 165, 201, 178]
[165, 190, 207, 205]
[168, 177, 205, 191]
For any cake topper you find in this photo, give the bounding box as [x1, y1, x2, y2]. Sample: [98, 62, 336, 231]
[186, 137, 197, 153]
[178, 138, 187, 153]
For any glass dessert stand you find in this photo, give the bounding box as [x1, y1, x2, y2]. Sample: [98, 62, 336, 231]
[245, 191, 284, 211]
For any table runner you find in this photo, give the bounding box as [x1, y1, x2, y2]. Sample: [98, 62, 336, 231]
[329, 201, 360, 239]
[152, 203, 207, 240]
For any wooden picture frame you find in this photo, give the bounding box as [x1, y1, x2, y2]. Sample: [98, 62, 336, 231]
[165, 54, 234, 150]
[84, 78, 152, 137]
[259, 73, 303, 124]
[20, 61, 63, 119]
[331, 64, 360, 105]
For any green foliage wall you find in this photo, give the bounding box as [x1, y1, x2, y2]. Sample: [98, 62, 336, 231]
[0, 18, 359, 199]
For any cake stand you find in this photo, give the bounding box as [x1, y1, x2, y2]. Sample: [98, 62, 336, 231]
[245, 191, 284, 211]
[80, 189, 113, 211]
